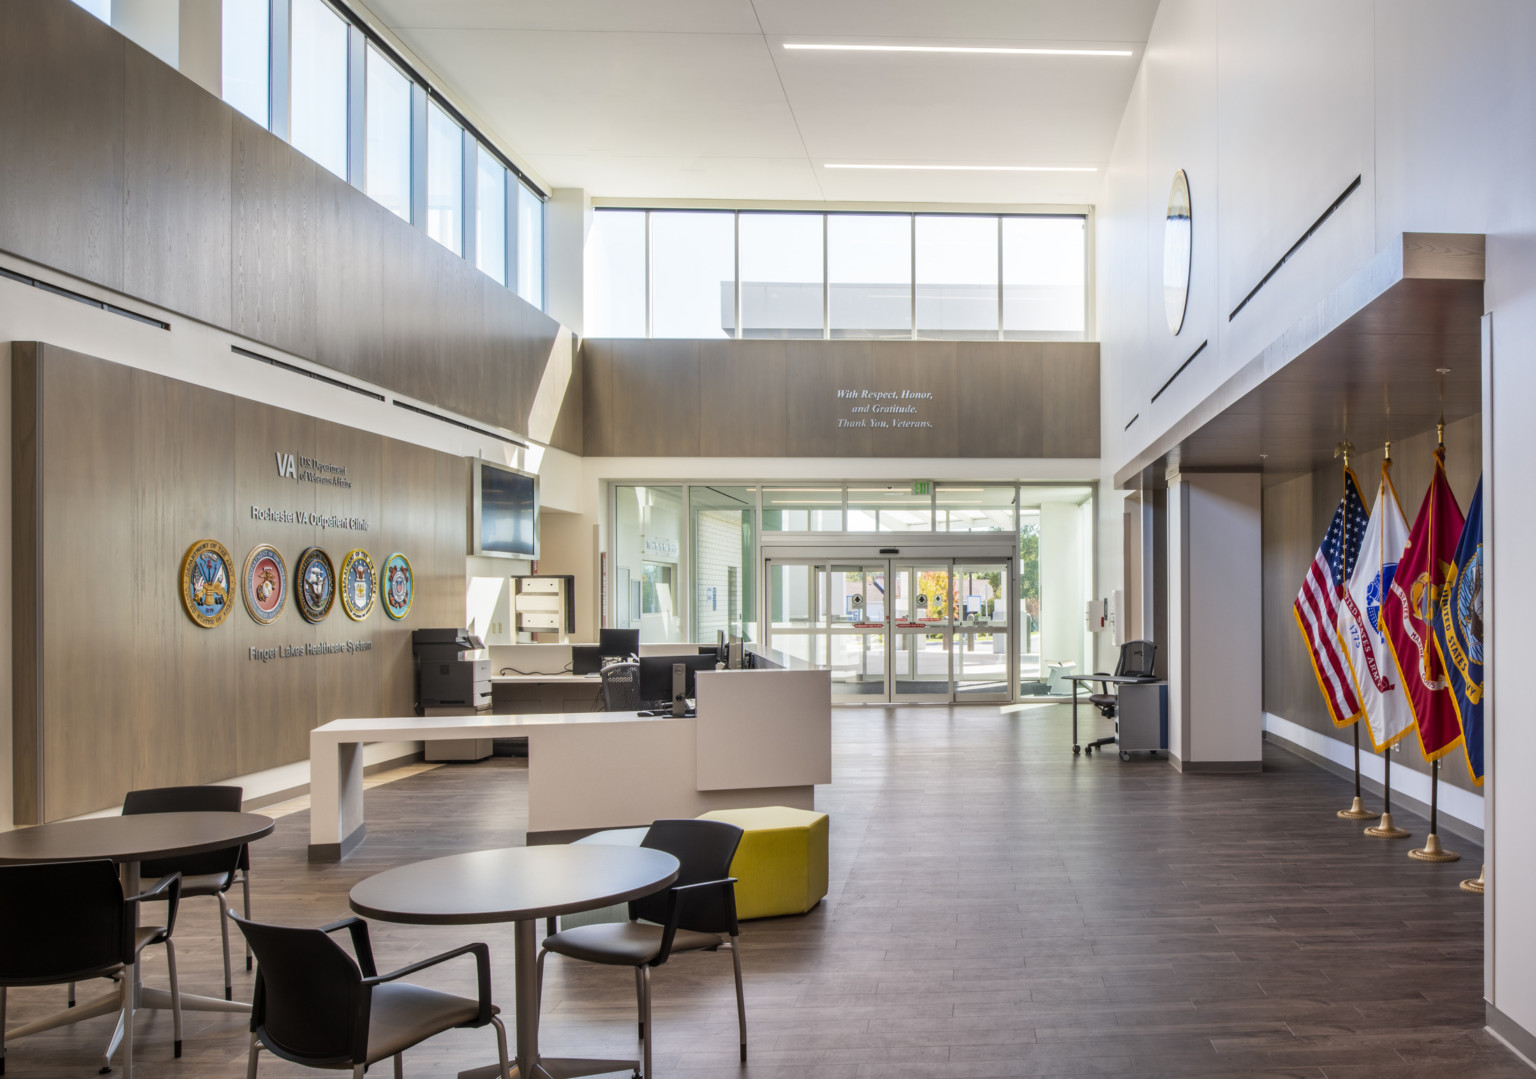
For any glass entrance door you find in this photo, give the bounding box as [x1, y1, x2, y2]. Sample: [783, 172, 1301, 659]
[765, 554, 1013, 703]
[891, 564, 951, 702]
[953, 561, 1011, 701]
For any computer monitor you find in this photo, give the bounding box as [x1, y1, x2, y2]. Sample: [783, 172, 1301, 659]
[571, 645, 603, 676]
[638, 654, 717, 713]
[599, 627, 640, 659]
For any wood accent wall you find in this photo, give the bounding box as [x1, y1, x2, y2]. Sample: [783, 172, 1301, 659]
[1261, 414, 1483, 795]
[0, 1, 579, 453]
[581, 339, 1100, 458]
[12, 343, 468, 824]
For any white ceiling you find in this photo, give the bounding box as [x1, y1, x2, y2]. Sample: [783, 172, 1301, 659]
[363, 0, 1159, 204]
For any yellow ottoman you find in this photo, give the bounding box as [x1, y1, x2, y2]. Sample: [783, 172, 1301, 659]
[698, 806, 829, 919]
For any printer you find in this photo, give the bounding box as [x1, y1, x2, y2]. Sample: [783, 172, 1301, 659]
[414, 628, 493, 762]
[412, 628, 491, 714]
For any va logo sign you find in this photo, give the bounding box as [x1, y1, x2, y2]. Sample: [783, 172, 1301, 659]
[275, 452, 297, 479]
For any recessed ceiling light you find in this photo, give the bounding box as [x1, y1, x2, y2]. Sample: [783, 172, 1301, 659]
[784, 43, 1134, 58]
[825, 163, 1097, 173]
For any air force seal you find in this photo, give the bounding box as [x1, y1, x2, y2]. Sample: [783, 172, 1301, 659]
[340, 549, 376, 621]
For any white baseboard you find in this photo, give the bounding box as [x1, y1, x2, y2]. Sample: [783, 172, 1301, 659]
[1263, 712, 1483, 832]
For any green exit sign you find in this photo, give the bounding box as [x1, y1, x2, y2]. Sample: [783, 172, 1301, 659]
[912, 481, 932, 496]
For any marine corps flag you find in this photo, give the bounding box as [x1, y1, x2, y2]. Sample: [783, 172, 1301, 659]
[1339, 461, 1414, 750]
[1434, 477, 1484, 784]
[1384, 446, 1465, 762]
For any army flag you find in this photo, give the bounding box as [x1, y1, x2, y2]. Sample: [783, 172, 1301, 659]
[1339, 461, 1414, 750]
[1384, 447, 1466, 761]
[1294, 471, 1368, 726]
[1434, 477, 1484, 784]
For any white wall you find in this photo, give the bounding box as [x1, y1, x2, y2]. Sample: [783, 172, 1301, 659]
[1097, 0, 1536, 1045]
[1167, 472, 1263, 767]
[1039, 501, 1085, 676]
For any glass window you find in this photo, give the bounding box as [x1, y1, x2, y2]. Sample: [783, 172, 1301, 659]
[364, 46, 411, 221]
[516, 180, 544, 308]
[222, 0, 269, 126]
[690, 486, 756, 644]
[475, 147, 507, 284]
[425, 102, 463, 254]
[71, 0, 111, 21]
[846, 488, 933, 532]
[761, 487, 842, 532]
[289, 0, 349, 179]
[586, 210, 646, 337]
[650, 211, 735, 339]
[613, 486, 684, 643]
[937, 485, 1017, 532]
[739, 213, 822, 339]
[916, 215, 998, 339]
[1003, 216, 1087, 337]
[828, 214, 911, 339]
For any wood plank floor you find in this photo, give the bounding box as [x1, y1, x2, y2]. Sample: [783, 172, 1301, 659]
[3, 704, 1524, 1079]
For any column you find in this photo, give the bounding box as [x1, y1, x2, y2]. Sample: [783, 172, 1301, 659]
[1166, 470, 1263, 771]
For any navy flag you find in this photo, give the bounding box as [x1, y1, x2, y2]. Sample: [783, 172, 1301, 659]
[1434, 476, 1483, 784]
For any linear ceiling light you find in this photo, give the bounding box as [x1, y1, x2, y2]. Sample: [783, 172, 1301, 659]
[784, 43, 1133, 57]
[825, 163, 1097, 173]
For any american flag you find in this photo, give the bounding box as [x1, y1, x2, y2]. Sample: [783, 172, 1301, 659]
[1293, 472, 1368, 725]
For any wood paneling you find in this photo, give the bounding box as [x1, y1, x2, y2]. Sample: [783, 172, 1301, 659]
[0, 0, 566, 445]
[14, 343, 469, 821]
[585, 338, 1100, 459]
[10, 344, 40, 825]
[697, 340, 787, 456]
[956, 342, 1045, 458]
[122, 40, 232, 328]
[0, 1, 125, 289]
[231, 113, 318, 359]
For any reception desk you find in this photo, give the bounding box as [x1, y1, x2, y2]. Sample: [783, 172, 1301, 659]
[308, 667, 832, 860]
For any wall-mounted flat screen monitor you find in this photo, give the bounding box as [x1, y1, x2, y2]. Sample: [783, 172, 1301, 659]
[471, 459, 538, 559]
[599, 627, 640, 659]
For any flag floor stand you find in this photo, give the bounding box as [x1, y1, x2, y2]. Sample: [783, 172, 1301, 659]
[1364, 749, 1410, 838]
[1408, 760, 1460, 862]
[1460, 866, 1486, 894]
[1337, 728, 1374, 819]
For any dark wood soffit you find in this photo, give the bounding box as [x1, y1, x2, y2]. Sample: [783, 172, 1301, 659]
[1114, 233, 1486, 491]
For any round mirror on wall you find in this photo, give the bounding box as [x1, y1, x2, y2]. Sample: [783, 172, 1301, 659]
[1164, 169, 1192, 334]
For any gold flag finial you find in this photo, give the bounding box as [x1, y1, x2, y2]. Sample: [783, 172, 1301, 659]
[1333, 440, 1356, 469]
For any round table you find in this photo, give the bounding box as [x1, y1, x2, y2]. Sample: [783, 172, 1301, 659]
[350, 845, 679, 1079]
[0, 812, 275, 1071]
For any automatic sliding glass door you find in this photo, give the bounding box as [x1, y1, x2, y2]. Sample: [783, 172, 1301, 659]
[828, 564, 888, 701]
[953, 561, 1011, 701]
[891, 564, 951, 702]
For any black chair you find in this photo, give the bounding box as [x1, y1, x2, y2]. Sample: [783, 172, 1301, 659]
[538, 819, 747, 1079]
[1085, 640, 1157, 755]
[0, 859, 182, 1077]
[123, 784, 253, 1001]
[231, 913, 508, 1079]
[600, 661, 643, 711]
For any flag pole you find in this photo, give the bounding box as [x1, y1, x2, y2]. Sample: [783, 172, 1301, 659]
[1366, 440, 1410, 839]
[1410, 759, 1461, 861]
[1409, 421, 1460, 863]
[1334, 439, 1373, 820]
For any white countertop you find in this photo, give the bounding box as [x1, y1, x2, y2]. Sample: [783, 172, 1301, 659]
[312, 711, 667, 742]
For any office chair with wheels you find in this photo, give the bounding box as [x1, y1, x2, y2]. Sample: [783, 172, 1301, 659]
[538, 819, 747, 1079]
[0, 859, 183, 1077]
[231, 913, 508, 1079]
[1085, 640, 1157, 756]
[600, 661, 643, 711]
[123, 784, 253, 1000]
